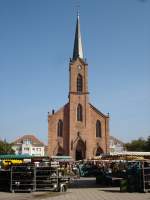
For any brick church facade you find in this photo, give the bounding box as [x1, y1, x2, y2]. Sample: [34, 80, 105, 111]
[48, 14, 109, 160]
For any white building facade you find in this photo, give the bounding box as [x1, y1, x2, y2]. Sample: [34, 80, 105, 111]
[12, 135, 45, 156]
[109, 136, 125, 153]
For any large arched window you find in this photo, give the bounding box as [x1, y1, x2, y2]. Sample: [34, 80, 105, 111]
[77, 74, 83, 93]
[77, 104, 83, 121]
[96, 120, 101, 137]
[57, 120, 63, 137]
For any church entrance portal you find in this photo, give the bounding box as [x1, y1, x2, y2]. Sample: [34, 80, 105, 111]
[75, 140, 86, 160]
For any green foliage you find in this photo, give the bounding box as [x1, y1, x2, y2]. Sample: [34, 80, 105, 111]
[125, 136, 150, 152]
[0, 140, 15, 154]
[144, 136, 150, 151]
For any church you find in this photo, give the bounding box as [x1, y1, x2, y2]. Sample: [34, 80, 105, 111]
[48, 14, 110, 160]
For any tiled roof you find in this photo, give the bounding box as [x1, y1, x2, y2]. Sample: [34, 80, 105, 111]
[12, 134, 45, 146]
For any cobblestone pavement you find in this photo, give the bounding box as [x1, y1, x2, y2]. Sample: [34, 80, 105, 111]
[0, 177, 150, 200]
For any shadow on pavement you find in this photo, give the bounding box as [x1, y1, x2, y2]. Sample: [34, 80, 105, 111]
[69, 177, 111, 189]
[99, 188, 121, 193]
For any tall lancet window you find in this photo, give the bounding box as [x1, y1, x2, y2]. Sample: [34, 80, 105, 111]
[96, 120, 102, 138]
[77, 74, 83, 93]
[57, 120, 63, 137]
[77, 104, 83, 121]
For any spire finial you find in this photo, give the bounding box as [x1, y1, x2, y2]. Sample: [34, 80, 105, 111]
[76, 2, 80, 17]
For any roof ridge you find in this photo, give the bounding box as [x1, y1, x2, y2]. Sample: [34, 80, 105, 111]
[89, 103, 109, 118]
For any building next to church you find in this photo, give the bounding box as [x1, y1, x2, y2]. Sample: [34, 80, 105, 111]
[12, 134, 46, 156]
[109, 136, 125, 153]
[48, 14, 109, 160]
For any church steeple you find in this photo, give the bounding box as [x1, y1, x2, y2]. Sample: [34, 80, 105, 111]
[72, 13, 83, 60]
[69, 12, 88, 97]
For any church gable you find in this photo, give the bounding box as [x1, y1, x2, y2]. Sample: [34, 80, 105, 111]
[48, 103, 69, 156]
[89, 103, 108, 119]
[49, 104, 66, 118]
[48, 103, 69, 129]
[89, 103, 106, 137]
[88, 103, 109, 153]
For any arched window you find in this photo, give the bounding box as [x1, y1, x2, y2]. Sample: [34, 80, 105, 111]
[77, 104, 83, 121]
[77, 74, 83, 92]
[96, 120, 101, 137]
[57, 120, 63, 137]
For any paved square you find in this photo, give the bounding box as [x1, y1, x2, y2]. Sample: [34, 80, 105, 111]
[0, 177, 149, 200]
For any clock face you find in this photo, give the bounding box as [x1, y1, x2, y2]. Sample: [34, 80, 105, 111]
[78, 65, 82, 70]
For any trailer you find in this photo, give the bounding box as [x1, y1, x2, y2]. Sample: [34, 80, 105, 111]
[35, 166, 68, 192]
[142, 162, 150, 192]
[10, 165, 35, 192]
[9, 164, 69, 193]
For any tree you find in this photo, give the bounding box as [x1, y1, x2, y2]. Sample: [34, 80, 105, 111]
[0, 140, 15, 154]
[144, 136, 150, 151]
[125, 136, 150, 152]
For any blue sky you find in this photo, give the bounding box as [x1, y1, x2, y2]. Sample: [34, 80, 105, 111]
[0, 0, 150, 144]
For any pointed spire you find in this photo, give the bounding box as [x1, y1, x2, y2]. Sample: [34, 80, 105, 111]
[72, 13, 83, 60]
